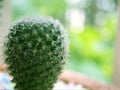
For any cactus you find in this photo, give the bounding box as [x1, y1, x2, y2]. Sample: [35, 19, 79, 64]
[4, 16, 69, 90]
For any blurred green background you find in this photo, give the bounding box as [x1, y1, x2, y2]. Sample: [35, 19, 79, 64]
[11, 0, 118, 84]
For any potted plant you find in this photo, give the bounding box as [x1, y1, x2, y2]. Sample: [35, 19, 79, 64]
[4, 16, 69, 90]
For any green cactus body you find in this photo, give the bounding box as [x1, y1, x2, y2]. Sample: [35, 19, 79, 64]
[4, 16, 69, 90]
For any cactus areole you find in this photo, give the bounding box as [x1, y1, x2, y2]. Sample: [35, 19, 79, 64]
[4, 16, 69, 90]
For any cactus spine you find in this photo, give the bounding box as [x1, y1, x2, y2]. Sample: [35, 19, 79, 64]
[4, 16, 69, 90]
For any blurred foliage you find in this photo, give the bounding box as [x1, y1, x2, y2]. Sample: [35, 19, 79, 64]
[11, 0, 118, 83]
[67, 0, 118, 26]
[85, 0, 118, 26]
[12, 0, 66, 23]
[67, 16, 117, 83]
